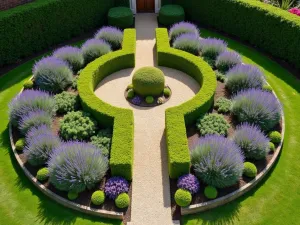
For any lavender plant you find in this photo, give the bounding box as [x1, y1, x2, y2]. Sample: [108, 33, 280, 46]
[216, 51, 242, 73]
[48, 141, 108, 193]
[95, 26, 123, 50]
[172, 33, 201, 55]
[105, 176, 130, 200]
[53, 46, 84, 72]
[9, 90, 55, 125]
[190, 135, 244, 188]
[169, 22, 199, 42]
[81, 39, 112, 63]
[177, 174, 200, 195]
[233, 123, 270, 160]
[200, 38, 227, 60]
[25, 125, 53, 144]
[33, 57, 73, 93]
[232, 89, 281, 131]
[131, 96, 142, 105]
[225, 64, 265, 94]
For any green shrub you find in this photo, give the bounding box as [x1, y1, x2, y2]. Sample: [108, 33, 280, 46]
[269, 142, 275, 152]
[127, 84, 133, 90]
[23, 80, 34, 89]
[204, 186, 218, 199]
[15, 138, 25, 152]
[164, 88, 171, 97]
[127, 89, 135, 99]
[196, 113, 230, 136]
[263, 84, 273, 92]
[36, 168, 49, 182]
[68, 191, 78, 200]
[55, 92, 80, 114]
[243, 162, 257, 178]
[115, 193, 130, 208]
[214, 97, 231, 114]
[91, 190, 105, 205]
[59, 111, 97, 141]
[174, 188, 192, 207]
[132, 67, 165, 96]
[268, 131, 282, 145]
[158, 5, 185, 26]
[216, 71, 226, 83]
[90, 128, 112, 157]
[145, 96, 154, 104]
[108, 7, 133, 29]
[72, 76, 78, 90]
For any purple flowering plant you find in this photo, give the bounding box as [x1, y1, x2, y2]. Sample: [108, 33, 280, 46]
[173, 33, 201, 55]
[216, 51, 242, 73]
[169, 22, 199, 42]
[53, 46, 84, 72]
[105, 176, 129, 200]
[200, 38, 227, 60]
[81, 39, 112, 63]
[95, 26, 123, 50]
[177, 174, 200, 195]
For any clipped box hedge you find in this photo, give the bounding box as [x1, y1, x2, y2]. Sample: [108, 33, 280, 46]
[156, 28, 216, 179]
[172, 0, 300, 69]
[78, 29, 136, 180]
[0, 0, 114, 67]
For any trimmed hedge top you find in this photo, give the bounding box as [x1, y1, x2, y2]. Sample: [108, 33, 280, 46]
[108, 7, 134, 29]
[158, 4, 185, 26]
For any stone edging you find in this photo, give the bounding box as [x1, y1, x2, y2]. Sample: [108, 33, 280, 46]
[181, 88, 285, 215]
[8, 85, 123, 220]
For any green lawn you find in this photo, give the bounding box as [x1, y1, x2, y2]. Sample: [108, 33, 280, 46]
[183, 29, 300, 225]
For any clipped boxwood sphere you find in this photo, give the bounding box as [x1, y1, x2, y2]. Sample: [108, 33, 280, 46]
[164, 88, 171, 97]
[158, 5, 185, 26]
[108, 7, 133, 29]
[15, 138, 25, 151]
[68, 191, 78, 200]
[127, 89, 135, 99]
[268, 131, 282, 145]
[269, 142, 275, 152]
[145, 96, 154, 104]
[204, 186, 218, 199]
[174, 188, 192, 207]
[23, 80, 34, 89]
[36, 168, 49, 181]
[115, 193, 130, 208]
[91, 190, 105, 205]
[243, 162, 257, 178]
[132, 67, 165, 96]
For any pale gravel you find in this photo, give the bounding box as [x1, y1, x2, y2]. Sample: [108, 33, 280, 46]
[94, 14, 200, 225]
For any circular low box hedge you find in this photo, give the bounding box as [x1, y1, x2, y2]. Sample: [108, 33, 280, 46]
[108, 7, 134, 29]
[158, 4, 185, 26]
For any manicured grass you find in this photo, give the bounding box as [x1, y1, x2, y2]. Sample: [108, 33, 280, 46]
[0, 47, 122, 225]
[183, 28, 300, 225]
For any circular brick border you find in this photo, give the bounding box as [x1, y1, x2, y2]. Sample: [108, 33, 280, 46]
[181, 87, 285, 215]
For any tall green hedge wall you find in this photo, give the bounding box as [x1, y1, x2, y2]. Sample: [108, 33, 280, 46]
[169, 0, 300, 69]
[0, 0, 114, 67]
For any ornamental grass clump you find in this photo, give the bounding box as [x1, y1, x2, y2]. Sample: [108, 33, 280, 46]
[25, 125, 53, 144]
[95, 26, 123, 50]
[33, 57, 73, 93]
[177, 174, 200, 195]
[53, 46, 84, 72]
[225, 64, 265, 94]
[9, 90, 55, 125]
[196, 113, 230, 136]
[169, 22, 199, 43]
[48, 141, 108, 193]
[200, 38, 227, 60]
[233, 123, 270, 160]
[81, 39, 112, 64]
[105, 177, 129, 200]
[172, 33, 201, 55]
[232, 89, 281, 131]
[216, 51, 242, 73]
[191, 135, 244, 188]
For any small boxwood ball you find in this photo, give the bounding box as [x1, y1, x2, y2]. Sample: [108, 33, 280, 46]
[91, 190, 105, 205]
[115, 193, 130, 208]
[269, 142, 275, 152]
[204, 186, 218, 199]
[36, 168, 49, 181]
[174, 188, 192, 207]
[23, 80, 34, 89]
[243, 162, 257, 178]
[132, 67, 165, 96]
[164, 88, 171, 97]
[68, 191, 78, 200]
[15, 138, 25, 151]
[145, 96, 154, 104]
[268, 131, 282, 145]
[127, 89, 135, 99]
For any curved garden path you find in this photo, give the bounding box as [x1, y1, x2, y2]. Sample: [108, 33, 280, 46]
[95, 14, 200, 225]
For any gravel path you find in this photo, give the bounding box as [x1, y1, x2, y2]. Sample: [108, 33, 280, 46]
[94, 14, 200, 225]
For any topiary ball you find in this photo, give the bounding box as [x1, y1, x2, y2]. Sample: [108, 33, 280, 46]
[127, 89, 135, 99]
[269, 142, 275, 152]
[23, 80, 34, 89]
[108, 7, 134, 29]
[268, 131, 282, 145]
[158, 5, 185, 26]
[243, 162, 257, 178]
[174, 188, 192, 207]
[115, 193, 130, 208]
[36, 168, 49, 181]
[204, 186, 218, 199]
[91, 190, 105, 205]
[68, 191, 78, 200]
[132, 67, 165, 96]
[15, 138, 25, 151]
[145, 96, 154, 104]
[164, 88, 171, 97]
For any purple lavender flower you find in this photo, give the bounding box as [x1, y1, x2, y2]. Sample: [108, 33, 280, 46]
[177, 174, 200, 195]
[53, 46, 84, 72]
[48, 141, 108, 193]
[81, 39, 112, 63]
[200, 38, 227, 59]
[191, 135, 244, 188]
[233, 123, 270, 160]
[173, 33, 201, 55]
[131, 96, 142, 105]
[216, 51, 242, 73]
[95, 26, 123, 50]
[105, 177, 129, 200]
[26, 125, 53, 144]
[232, 89, 281, 131]
[169, 22, 200, 42]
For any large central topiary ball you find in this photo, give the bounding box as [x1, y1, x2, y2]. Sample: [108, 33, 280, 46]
[132, 67, 165, 96]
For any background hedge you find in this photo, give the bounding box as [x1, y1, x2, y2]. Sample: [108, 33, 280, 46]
[0, 0, 114, 67]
